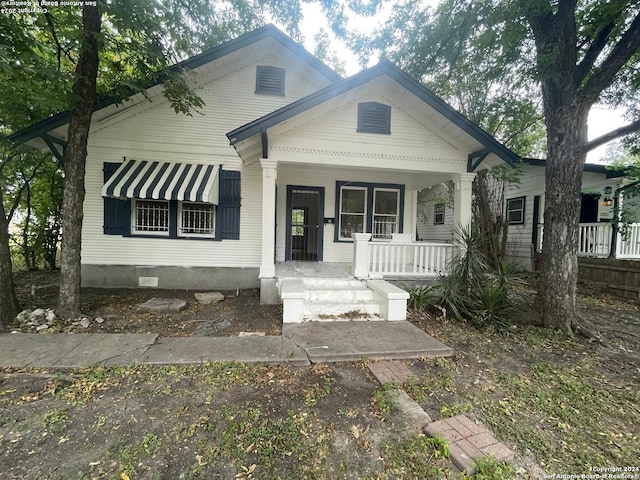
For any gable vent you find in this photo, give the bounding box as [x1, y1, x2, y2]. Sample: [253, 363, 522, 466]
[256, 66, 285, 96]
[357, 102, 391, 134]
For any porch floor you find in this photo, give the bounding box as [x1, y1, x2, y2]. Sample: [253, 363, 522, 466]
[276, 261, 352, 279]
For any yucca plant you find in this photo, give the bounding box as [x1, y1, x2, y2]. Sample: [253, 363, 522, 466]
[424, 225, 527, 330]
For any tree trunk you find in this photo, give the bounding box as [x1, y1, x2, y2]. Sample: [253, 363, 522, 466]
[57, 4, 101, 320]
[535, 104, 589, 336]
[0, 192, 21, 330]
[22, 178, 32, 270]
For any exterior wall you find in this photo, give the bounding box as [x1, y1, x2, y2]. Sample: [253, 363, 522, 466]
[275, 165, 420, 263]
[505, 164, 624, 271]
[81, 48, 332, 286]
[272, 90, 466, 164]
[416, 184, 454, 242]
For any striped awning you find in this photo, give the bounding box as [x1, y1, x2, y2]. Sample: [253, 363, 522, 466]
[102, 159, 219, 204]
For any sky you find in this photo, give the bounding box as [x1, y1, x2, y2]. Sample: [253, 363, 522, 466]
[292, 1, 628, 164]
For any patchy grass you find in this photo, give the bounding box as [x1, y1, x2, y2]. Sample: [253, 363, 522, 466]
[412, 287, 640, 477]
[3, 276, 639, 478]
[41, 407, 68, 432]
[468, 360, 640, 473]
[372, 433, 451, 479]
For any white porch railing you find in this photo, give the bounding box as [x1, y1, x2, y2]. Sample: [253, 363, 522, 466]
[352, 233, 458, 278]
[578, 223, 612, 257]
[616, 223, 640, 259]
[536, 222, 640, 259]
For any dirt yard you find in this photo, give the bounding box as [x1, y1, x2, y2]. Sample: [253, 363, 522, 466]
[1, 270, 639, 479]
[11, 271, 282, 337]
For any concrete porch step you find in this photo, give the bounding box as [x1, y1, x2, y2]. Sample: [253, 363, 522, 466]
[303, 300, 380, 318]
[280, 278, 409, 324]
[306, 288, 375, 303]
[295, 278, 367, 290]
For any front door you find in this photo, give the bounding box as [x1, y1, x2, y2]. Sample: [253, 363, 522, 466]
[286, 186, 324, 261]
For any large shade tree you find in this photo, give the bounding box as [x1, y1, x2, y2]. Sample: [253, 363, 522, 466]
[349, 0, 640, 335]
[523, 1, 640, 335]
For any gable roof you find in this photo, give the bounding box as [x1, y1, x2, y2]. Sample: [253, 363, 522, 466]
[227, 60, 520, 168]
[10, 24, 341, 148]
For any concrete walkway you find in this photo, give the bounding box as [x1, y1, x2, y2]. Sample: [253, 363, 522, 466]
[0, 321, 452, 368]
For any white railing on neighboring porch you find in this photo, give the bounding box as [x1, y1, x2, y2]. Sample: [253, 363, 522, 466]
[352, 233, 458, 278]
[536, 222, 640, 259]
[616, 223, 640, 259]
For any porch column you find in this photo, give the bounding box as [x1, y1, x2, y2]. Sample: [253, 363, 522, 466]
[452, 173, 476, 231]
[259, 158, 278, 279]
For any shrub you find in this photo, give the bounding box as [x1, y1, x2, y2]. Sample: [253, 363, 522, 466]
[412, 225, 527, 330]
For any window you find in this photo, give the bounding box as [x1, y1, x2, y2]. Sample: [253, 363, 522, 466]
[507, 196, 526, 224]
[179, 202, 215, 237]
[256, 66, 285, 95]
[291, 208, 305, 236]
[335, 181, 405, 242]
[133, 200, 169, 234]
[433, 203, 445, 225]
[357, 102, 391, 134]
[373, 189, 399, 239]
[339, 187, 367, 240]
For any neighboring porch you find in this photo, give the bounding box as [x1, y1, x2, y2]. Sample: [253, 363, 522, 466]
[536, 222, 640, 259]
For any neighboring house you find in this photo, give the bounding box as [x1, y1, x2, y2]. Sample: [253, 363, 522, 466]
[416, 159, 640, 271]
[505, 159, 640, 270]
[12, 25, 519, 321]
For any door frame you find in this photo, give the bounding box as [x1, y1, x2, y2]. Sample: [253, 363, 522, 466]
[285, 185, 325, 261]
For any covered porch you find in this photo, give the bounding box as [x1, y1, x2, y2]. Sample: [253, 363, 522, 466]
[256, 159, 474, 307]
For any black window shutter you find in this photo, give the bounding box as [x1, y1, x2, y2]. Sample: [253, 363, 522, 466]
[256, 66, 285, 95]
[103, 162, 131, 235]
[217, 170, 241, 240]
[357, 102, 391, 134]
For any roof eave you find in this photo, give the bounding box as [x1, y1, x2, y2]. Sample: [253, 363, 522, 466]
[10, 24, 340, 147]
[228, 61, 520, 168]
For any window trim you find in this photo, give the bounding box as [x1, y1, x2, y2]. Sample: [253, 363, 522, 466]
[507, 196, 526, 225]
[334, 181, 405, 243]
[433, 203, 445, 225]
[132, 199, 170, 236]
[372, 188, 400, 239]
[357, 102, 391, 134]
[178, 201, 215, 238]
[338, 186, 368, 241]
[255, 65, 285, 96]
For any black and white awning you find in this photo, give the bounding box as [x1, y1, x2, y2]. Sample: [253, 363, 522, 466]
[101, 159, 219, 204]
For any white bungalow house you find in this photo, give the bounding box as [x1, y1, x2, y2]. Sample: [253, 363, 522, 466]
[11, 25, 519, 322]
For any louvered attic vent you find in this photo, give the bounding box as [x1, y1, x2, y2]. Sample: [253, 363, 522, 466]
[256, 66, 285, 95]
[357, 102, 391, 134]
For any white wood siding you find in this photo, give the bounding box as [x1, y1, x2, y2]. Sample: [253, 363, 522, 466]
[82, 50, 331, 269]
[417, 184, 454, 242]
[271, 88, 467, 169]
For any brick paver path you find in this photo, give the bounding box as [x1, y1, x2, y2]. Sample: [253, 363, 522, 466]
[367, 360, 413, 385]
[423, 414, 514, 474]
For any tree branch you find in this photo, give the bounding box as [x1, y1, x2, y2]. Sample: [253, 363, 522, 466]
[44, 11, 74, 69]
[580, 10, 640, 106]
[575, 22, 615, 84]
[581, 118, 640, 153]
